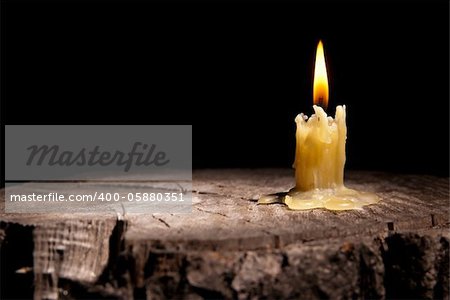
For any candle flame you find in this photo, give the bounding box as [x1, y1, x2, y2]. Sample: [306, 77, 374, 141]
[313, 40, 329, 109]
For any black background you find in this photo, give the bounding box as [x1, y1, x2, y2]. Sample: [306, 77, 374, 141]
[2, 0, 449, 176]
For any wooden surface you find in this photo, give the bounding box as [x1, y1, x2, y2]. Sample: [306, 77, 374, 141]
[1, 169, 449, 299]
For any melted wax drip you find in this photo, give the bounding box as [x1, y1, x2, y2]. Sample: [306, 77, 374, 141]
[258, 187, 380, 211]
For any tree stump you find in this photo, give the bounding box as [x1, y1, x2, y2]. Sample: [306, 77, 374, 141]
[1, 169, 449, 299]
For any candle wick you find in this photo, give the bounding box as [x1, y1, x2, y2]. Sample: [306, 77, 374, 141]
[316, 97, 328, 111]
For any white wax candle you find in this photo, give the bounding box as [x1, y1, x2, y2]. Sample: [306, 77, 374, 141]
[259, 40, 380, 211]
[293, 105, 346, 191]
[285, 105, 379, 210]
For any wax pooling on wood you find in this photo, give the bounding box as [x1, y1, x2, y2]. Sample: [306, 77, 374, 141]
[258, 106, 380, 211]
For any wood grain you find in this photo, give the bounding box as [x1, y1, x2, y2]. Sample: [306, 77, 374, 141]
[1, 170, 449, 299]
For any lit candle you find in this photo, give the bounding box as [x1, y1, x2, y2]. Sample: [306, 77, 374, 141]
[259, 40, 379, 211]
[293, 40, 345, 192]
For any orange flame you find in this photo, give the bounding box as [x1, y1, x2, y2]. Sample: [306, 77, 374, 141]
[313, 40, 329, 109]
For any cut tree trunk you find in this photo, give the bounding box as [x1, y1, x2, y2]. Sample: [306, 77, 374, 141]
[1, 169, 449, 299]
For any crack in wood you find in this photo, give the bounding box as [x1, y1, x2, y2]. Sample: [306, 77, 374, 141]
[387, 222, 395, 231]
[152, 215, 171, 228]
[193, 190, 256, 202]
[193, 190, 222, 196]
[196, 207, 228, 217]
